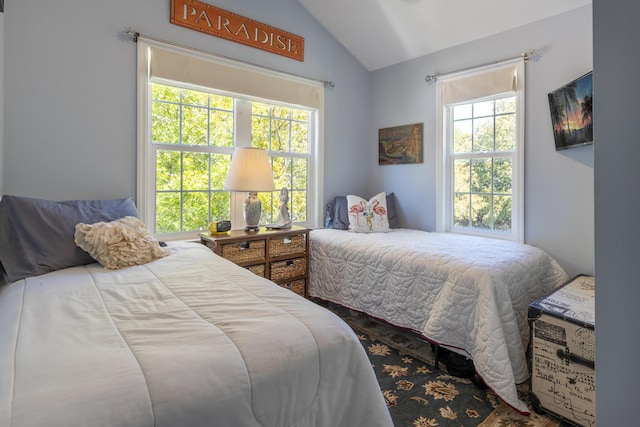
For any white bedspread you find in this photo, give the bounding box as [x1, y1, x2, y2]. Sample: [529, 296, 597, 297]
[308, 229, 568, 413]
[0, 242, 392, 427]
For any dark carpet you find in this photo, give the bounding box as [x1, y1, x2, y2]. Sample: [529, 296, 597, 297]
[316, 299, 569, 427]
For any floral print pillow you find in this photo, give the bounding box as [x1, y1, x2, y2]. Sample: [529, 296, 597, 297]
[347, 192, 391, 233]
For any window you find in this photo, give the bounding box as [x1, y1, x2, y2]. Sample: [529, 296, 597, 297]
[251, 102, 311, 224]
[436, 59, 524, 242]
[151, 84, 234, 234]
[137, 41, 323, 239]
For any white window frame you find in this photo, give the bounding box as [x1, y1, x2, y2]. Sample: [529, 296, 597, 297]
[435, 59, 525, 242]
[136, 40, 324, 239]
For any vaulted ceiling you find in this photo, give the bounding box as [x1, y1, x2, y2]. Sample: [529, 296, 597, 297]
[298, 0, 592, 71]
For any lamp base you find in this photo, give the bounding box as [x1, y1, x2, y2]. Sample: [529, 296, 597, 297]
[243, 192, 262, 231]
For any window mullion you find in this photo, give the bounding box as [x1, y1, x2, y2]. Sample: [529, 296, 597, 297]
[208, 93, 212, 223]
[235, 99, 252, 148]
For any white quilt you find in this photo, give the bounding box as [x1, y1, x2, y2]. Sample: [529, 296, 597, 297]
[0, 242, 392, 427]
[308, 229, 568, 414]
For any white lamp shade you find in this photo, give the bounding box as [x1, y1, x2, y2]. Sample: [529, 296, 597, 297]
[223, 148, 275, 192]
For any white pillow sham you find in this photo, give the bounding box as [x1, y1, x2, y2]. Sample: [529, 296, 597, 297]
[346, 192, 390, 233]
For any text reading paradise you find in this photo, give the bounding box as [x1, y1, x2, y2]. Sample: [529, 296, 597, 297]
[170, 0, 304, 61]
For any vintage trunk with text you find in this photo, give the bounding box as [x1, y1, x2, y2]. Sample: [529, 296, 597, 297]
[528, 275, 595, 427]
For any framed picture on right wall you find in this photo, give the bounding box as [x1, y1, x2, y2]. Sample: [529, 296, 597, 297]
[548, 71, 593, 150]
[378, 123, 423, 165]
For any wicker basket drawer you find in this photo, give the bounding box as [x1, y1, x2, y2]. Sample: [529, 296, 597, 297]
[270, 257, 307, 282]
[245, 264, 266, 277]
[220, 240, 266, 264]
[269, 234, 306, 258]
[279, 279, 306, 297]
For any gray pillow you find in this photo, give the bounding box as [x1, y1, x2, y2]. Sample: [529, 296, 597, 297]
[331, 196, 350, 230]
[0, 195, 139, 282]
[331, 192, 399, 230]
[386, 192, 400, 229]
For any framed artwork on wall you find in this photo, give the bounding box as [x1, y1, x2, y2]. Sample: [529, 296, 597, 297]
[548, 71, 593, 150]
[378, 123, 423, 164]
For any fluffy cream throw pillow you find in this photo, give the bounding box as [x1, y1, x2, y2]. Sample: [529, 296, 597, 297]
[74, 216, 169, 269]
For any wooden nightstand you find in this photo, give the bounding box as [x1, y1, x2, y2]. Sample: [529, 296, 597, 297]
[199, 225, 309, 297]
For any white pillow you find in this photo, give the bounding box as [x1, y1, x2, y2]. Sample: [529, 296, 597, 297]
[74, 216, 169, 269]
[346, 192, 390, 233]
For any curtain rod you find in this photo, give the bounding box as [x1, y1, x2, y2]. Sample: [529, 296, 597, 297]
[121, 28, 335, 88]
[424, 49, 541, 83]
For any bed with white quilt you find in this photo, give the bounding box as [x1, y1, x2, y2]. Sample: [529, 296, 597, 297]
[0, 195, 392, 427]
[310, 194, 569, 414]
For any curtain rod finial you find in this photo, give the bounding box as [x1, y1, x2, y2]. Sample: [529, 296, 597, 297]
[324, 81, 335, 88]
[122, 28, 139, 42]
[425, 75, 437, 84]
[523, 49, 542, 62]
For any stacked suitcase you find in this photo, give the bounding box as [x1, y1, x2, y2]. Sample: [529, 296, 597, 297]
[528, 275, 595, 427]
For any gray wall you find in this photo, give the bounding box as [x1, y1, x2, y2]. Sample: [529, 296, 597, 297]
[368, 6, 593, 278]
[3, 0, 371, 203]
[593, 0, 640, 424]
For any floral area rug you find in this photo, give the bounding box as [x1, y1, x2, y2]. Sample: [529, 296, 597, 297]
[316, 300, 567, 427]
[358, 330, 495, 426]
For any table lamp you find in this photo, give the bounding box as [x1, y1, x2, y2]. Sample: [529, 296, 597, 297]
[223, 147, 275, 231]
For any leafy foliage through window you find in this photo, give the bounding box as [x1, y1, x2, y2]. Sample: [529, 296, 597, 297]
[251, 103, 309, 225]
[150, 83, 311, 235]
[451, 97, 516, 233]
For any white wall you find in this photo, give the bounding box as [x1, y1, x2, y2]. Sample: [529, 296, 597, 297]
[368, 6, 593, 277]
[593, 0, 640, 424]
[3, 0, 371, 205]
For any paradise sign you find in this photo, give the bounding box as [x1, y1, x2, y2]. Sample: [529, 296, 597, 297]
[170, 0, 305, 61]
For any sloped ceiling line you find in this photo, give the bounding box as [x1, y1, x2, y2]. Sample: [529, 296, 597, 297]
[297, 0, 591, 71]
